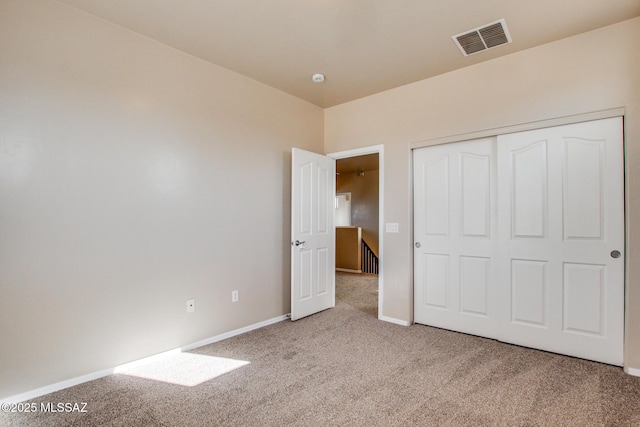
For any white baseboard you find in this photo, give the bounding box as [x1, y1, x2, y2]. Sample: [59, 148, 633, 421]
[181, 314, 288, 351]
[1, 314, 289, 404]
[1, 367, 116, 405]
[624, 366, 640, 377]
[379, 315, 411, 326]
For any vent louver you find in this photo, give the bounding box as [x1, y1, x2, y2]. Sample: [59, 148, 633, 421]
[453, 19, 511, 56]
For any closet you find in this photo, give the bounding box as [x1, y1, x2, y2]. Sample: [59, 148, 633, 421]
[413, 117, 624, 365]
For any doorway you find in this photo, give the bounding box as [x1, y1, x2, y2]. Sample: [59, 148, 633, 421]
[329, 145, 384, 320]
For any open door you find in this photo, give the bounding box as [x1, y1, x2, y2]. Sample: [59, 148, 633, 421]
[291, 148, 335, 320]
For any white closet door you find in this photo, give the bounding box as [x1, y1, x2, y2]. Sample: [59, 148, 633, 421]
[413, 138, 499, 339]
[497, 117, 624, 365]
[413, 117, 624, 366]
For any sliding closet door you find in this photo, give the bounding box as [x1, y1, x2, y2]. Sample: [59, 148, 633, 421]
[497, 117, 624, 365]
[414, 117, 624, 366]
[413, 138, 500, 339]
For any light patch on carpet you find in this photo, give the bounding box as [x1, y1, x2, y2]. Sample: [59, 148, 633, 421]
[114, 352, 249, 387]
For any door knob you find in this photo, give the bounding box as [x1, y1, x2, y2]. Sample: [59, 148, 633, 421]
[294, 240, 306, 246]
[611, 250, 621, 259]
[415, 242, 421, 248]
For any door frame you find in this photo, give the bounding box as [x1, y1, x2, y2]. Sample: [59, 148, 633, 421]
[328, 145, 385, 321]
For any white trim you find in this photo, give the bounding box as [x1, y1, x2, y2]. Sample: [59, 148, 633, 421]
[1, 314, 288, 404]
[379, 315, 411, 327]
[624, 367, 640, 377]
[181, 314, 288, 351]
[1, 367, 116, 405]
[328, 145, 383, 159]
[336, 268, 362, 274]
[410, 108, 625, 149]
[327, 145, 385, 321]
[408, 147, 415, 324]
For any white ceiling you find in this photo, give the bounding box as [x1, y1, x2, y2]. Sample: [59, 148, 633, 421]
[58, 0, 640, 108]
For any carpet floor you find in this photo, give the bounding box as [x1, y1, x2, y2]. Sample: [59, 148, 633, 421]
[3, 272, 640, 426]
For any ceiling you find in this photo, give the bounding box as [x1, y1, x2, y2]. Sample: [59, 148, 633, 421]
[337, 153, 379, 175]
[58, 0, 640, 108]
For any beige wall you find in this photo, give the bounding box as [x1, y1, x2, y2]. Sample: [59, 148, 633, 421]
[325, 18, 640, 370]
[0, 0, 323, 399]
[337, 169, 379, 254]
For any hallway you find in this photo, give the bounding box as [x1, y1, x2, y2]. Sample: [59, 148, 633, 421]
[335, 271, 378, 318]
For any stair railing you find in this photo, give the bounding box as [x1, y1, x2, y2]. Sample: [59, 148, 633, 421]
[361, 239, 379, 274]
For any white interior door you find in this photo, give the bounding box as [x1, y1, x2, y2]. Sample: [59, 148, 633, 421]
[291, 148, 335, 321]
[497, 117, 624, 365]
[413, 117, 624, 366]
[413, 138, 499, 339]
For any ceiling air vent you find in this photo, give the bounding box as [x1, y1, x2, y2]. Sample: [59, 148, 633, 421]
[453, 18, 511, 56]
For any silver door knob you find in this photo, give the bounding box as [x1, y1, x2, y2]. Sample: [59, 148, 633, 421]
[415, 242, 421, 248]
[611, 250, 621, 258]
[294, 240, 306, 246]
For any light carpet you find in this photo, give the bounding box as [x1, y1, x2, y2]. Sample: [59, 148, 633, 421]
[3, 272, 640, 426]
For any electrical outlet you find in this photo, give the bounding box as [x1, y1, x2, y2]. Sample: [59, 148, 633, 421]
[232, 290, 239, 303]
[186, 299, 195, 313]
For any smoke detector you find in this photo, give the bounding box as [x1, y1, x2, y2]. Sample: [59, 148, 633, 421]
[453, 19, 512, 56]
[312, 73, 325, 83]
